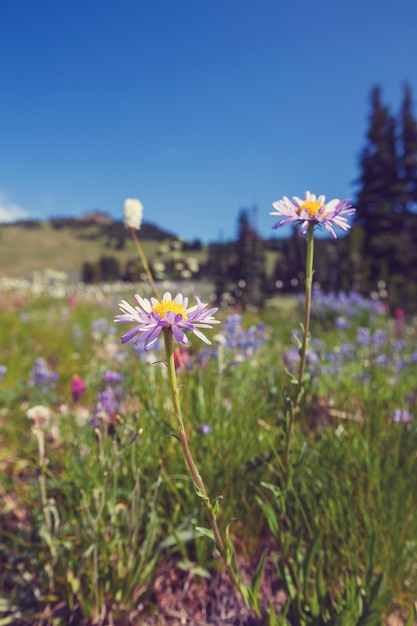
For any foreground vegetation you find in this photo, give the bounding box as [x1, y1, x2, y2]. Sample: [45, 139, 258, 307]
[0, 279, 416, 625]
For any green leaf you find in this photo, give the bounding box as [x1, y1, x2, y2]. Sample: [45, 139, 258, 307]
[294, 441, 308, 469]
[255, 495, 279, 538]
[248, 549, 267, 615]
[261, 481, 284, 500]
[303, 531, 323, 600]
[194, 526, 216, 543]
[316, 553, 327, 605]
[367, 572, 387, 613]
[356, 610, 383, 626]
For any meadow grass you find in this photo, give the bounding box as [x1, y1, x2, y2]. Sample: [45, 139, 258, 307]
[0, 283, 417, 624]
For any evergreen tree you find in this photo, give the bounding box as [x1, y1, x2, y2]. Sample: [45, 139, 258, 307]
[355, 86, 406, 290]
[355, 83, 417, 305]
[356, 86, 401, 223]
[396, 83, 417, 304]
[399, 82, 417, 210]
[235, 207, 264, 308]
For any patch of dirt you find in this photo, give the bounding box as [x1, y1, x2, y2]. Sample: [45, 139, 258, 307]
[139, 557, 286, 626]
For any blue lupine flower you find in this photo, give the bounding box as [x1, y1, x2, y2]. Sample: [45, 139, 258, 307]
[102, 370, 125, 384]
[335, 316, 350, 330]
[30, 357, 58, 388]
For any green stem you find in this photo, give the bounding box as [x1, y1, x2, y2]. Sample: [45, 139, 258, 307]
[36, 430, 52, 534]
[130, 229, 159, 299]
[297, 222, 315, 392]
[284, 222, 315, 482]
[162, 328, 241, 588]
[163, 330, 208, 500]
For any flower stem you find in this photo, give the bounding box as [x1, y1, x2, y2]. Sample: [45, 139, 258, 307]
[162, 328, 241, 588]
[284, 222, 315, 481]
[129, 228, 159, 299]
[35, 429, 52, 534]
[297, 222, 315, 391]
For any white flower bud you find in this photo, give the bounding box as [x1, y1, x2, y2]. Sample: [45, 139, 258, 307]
[27, 405, 52, 431]
[123, 198, 143, 231]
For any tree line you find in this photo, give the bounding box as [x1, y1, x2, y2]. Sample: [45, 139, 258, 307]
[80, 83, 417, 311]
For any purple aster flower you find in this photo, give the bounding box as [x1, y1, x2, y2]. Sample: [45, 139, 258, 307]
[270, 191, 356, 239]
[114, 291, 220, 351]
[200, 423, 211, 435]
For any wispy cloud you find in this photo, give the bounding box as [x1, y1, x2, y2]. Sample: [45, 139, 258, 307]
[0, 194, 30, 223]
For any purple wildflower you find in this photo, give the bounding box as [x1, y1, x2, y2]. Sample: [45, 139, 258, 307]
[200, 423, 211, 435]
[102, 370, 125, 384]
[335, 316, 350, 330]
[114, 291, 220, 351]
[96, 385, 125, 421]
[30, 357, 58, 388]
[372, 329, 388, 345]
[91, 317, 109, 337]
[356, 327, 370, 346]
[71, 375, 86, 402]
[393, 409, 413, 424]
[270, 191, 356, 239]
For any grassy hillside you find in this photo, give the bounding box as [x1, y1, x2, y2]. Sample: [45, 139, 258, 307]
[0, 222, 206, 280]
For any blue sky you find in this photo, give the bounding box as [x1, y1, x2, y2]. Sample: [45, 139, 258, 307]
[1, 0, 417, 242]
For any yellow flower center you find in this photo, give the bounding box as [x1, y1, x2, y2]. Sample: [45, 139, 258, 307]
[297, 200, 327, 219]
[152, 299, 188, 321]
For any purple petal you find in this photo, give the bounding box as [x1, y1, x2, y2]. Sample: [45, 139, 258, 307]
[172, 325, 188, 345]
[142, 325, 163, 351]
[121, 326, 141, 343]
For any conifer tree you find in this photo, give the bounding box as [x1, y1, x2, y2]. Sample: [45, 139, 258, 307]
[355, 84, 417, 305]
[399, 82, 417, 210]
[356, 86, 400, 223]
[235, 208, 264, 308]
[355, 86, 405, 290]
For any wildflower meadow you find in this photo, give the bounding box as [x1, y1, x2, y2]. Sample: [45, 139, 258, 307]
[1, 193, 417, 626]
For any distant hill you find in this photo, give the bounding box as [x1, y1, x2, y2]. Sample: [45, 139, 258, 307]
[0, 214, 186, 280]
[26, 212, 178, 241]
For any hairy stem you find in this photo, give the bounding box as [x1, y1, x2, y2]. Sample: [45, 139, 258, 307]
[284, 222, 315, 483]
[162, 329, 241, 590]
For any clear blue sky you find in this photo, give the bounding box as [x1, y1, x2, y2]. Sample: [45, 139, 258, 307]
[1, 0, 417, 242]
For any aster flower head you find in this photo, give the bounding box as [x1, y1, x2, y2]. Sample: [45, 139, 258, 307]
[270, 191, 356, 239]
[123, 198, 144, 231]
[114, 291, 220, 351]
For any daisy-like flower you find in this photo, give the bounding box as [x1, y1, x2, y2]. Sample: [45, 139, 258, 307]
[270, 191, 356, 239]
[114, 291, 220, 351]
[124, 198, 143, 231]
